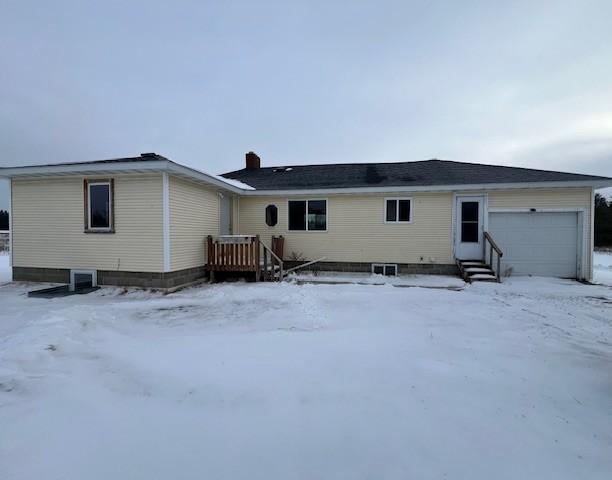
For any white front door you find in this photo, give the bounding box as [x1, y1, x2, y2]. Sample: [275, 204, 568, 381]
[455, 196, 484, 260]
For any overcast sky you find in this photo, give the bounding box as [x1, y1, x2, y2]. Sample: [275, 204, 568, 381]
[1, 0, 612, 209]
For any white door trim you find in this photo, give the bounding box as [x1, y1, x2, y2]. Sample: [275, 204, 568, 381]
[452, 193, 487, 260]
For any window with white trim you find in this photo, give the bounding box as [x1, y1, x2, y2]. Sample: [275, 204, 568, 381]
[385, 198, 411, 223]
[85, 179, 114, 232]
[288, 199, 327, 231]
[372, 264, 398, 276]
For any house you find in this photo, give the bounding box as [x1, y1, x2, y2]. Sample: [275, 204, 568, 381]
[1, 152, 611, 288]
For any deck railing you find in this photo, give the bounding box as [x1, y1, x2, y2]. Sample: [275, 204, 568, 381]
[207, 235, 260, 272]
[207, 235, 285, 281]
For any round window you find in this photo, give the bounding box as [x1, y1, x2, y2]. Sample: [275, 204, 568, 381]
[265, 205, 278, 227]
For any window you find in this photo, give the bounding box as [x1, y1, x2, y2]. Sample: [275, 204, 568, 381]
[85, 179, 114, 232]
[372, 264, 398, 276]
[288, 199, 327, 231]
[385, 198, 411, 223]
[265, 205, 278, 227]
[460, 201, 479, 243]
[70, 269, 97, 291]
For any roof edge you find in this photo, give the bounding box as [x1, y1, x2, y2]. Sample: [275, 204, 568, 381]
[0, 158, 249, 194]
[238, 179, 612, 196]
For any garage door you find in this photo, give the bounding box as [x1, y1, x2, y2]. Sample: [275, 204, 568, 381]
[488, 212, 579, 278]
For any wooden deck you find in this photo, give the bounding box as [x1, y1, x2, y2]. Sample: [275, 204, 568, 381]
[207, 235, 285, 281]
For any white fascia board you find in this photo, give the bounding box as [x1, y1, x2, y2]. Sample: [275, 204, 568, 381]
[239, 179, 612, 196]
[165, 163, 244, 194]
[0, 160, 170, 178]
[0, 159, 247, 194]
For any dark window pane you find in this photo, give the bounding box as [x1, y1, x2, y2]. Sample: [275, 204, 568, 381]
[74, 273, 93, 289]
[307, 200, 327, 231]
[373, 265, 384, 275]
[398, 200, 411, 222]
[265, 205, 278, 227]
[461, 222, 479, 243]
[461, 202, 479, 222]
[90, 184, 110, 228]
[384, 265, 397, 276]
[288, 201, 306, 230]
[386, 199, 397, 222]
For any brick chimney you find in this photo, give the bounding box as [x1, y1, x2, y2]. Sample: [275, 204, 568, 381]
[245, 151, 260, 169]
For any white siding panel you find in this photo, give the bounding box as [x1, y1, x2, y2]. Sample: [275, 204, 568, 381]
[12, 174, 164, 272]
[169, 176, 219, 271]
[238, 193, 454, 264]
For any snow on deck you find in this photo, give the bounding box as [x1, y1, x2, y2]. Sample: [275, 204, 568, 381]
[0, 274, 611, 479]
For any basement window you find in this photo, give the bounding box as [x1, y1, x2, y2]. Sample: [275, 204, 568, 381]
[85, 179, 114, 232]
[385, 198, 412, 223]
[372, 264, 398, 276]
[70, 269, 97, 291]
[288, 199, 327, 231]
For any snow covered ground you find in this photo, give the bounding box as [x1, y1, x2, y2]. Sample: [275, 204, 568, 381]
[289, 271, 465, 288]
[0, 269, 611, 479]
[594, 251, 612, 286]
[0, 252, 11, 284]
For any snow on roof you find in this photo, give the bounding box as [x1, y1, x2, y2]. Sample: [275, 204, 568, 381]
[210, 174, 255, 191]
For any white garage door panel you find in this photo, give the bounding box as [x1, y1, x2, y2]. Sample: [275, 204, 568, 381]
[489, 212, 578, 277]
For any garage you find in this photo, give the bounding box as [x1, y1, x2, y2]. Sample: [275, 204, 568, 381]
[488, 212, 580, 278]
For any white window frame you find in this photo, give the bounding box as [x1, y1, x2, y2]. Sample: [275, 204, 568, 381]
[287, 199, 328, 232]
[372, 263, 398, 276]
[87, 181, 113, 231]
[70, 269, 97, 292]
[384, 197, 413, 224]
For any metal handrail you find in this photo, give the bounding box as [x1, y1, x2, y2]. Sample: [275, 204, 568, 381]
[483, 231, 503, 282]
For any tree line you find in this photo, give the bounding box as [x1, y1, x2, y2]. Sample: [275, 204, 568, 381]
[0, 210, 8, 230]
[595, 193, 612, 247]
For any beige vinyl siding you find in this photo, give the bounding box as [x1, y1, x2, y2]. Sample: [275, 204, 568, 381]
[12, 174, 163, 272]
[169, 175, 219, 271]
[238, 193, 454, 264]
[487, 187, 593, 277]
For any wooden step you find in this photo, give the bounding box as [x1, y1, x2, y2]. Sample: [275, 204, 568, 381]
[465, 267, 493, 273]
[469, 273, 498, 282]
[456, 259, 498, 283]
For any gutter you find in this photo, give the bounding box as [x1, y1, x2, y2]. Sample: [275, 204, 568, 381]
[235, 179, 612, 196]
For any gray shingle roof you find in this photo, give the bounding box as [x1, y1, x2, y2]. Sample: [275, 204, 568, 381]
[5, 153, 168, 169]
[222, 159, 611, 190]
